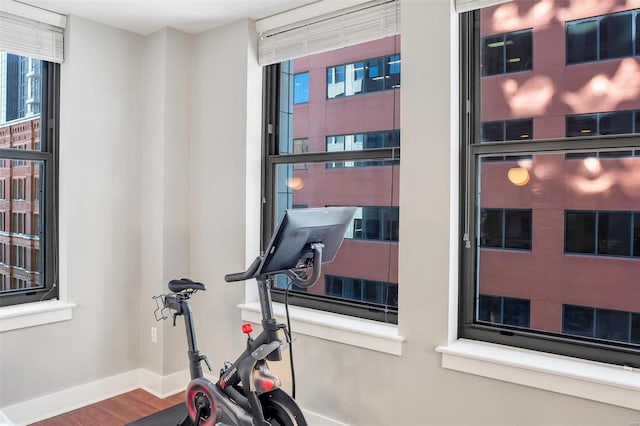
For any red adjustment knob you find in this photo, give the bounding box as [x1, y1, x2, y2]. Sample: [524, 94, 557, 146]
[241, 323, 253, 335]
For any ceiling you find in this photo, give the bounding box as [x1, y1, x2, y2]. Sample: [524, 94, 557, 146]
[18, 0, 320, 35]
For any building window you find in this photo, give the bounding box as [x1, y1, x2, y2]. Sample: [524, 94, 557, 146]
[326, 275, 398, 308]
[482, 30, 533, 76]
[326, 130, 400, 168]
[564, 305, 640, 344]
[478, 295, 530, 327]
[293, 72, 309, 104]
[481, 119, 533, 142]
[12, 177, 26, 200]
[264, 35, 400, 324]
[344, 206, 399, 242]
[327, 54, 401, 99]
[460, 2, 640, 367]
[480, 209, 532, 250]
[565, 211, 638, 257]
[567, 10, 639, 64]
[0, 51, 59, 305]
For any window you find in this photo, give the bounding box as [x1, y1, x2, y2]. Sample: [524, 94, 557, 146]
[564, 305, 640, 344]
[478, 295, 530, 327]
[481, 119, 532, 142]
[482, 30, 532, 76]
[326, 130, 400, 168]
[565, 211, 638, 257]
[0, 51, 59, 306]
[480, 209, 532, 250]
[460, 1, 640, 367]
[263, 35, 400, 324]
[293, 72, 309, 104]
[567, 10, 639, 64]
[327, 54, 401, 99]
[326, 275, 398, 308]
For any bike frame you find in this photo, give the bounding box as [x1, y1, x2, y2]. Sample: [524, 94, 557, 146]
[166, 276, 287, 426]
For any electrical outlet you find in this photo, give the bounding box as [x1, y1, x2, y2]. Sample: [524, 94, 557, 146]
[151, 326, 157, 343]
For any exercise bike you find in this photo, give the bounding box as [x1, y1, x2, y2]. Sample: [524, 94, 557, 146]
[154, 206, 356, 426]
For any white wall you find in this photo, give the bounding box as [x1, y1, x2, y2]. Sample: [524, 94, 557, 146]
[0, 15, 144, 405]
[1, 2, 639, 425]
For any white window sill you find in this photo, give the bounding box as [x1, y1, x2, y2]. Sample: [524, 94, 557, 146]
[238, 302, 404, 356]
[436, 339, 640, 411]
[0, 300, 76, 332]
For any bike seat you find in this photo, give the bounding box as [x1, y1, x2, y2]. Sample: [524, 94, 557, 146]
[168, 278, 206, 293]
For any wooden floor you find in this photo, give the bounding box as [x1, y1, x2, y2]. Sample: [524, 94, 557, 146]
[28, 388, 185, 426]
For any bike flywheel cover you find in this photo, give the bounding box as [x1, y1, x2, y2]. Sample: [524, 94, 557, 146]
[185, 377, 219, 426]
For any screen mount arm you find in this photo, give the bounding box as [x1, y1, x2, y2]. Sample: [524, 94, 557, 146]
[284, 243, 324, 289]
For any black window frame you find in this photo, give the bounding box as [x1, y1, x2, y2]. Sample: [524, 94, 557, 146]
[262, 61, 400, 324]
[0, 58, 59, 307]
[459, 10, 640, 367]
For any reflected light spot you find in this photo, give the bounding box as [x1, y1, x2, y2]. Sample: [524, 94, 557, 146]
[591, 75, 609, 95]
[286, 177, 304, 190]
[508, 167, 530, 186]
[583, 157, 601, 175]
[572, 175, 614, 194]
[503, 75, 554, 116]
[517, 159, 533, 169]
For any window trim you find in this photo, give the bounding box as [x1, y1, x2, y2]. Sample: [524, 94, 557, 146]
[459, 10, 640, 368]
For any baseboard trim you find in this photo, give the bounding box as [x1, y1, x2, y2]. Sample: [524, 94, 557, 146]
[303, 409, 351, 426]
[1, 368, 189, 426]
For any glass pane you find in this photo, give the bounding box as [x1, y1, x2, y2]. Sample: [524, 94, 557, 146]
[505, 119, 532, 140]
[479, 209, 503, 247]
[505, 31, 532, 73]
[599, 111, 633, 135]
[637, 13, 640, 56]
[504, 209, 531, 249]
[565, 211, 596, 254]
[293, 72, 309, 104]
[482, 35, 504, 76]
[503, 297, 530, 327]
[0, 159, 44, 293]
[563, 305, 594, 337]
[566, 20, 597, 64]
[0, 53, 43, 151]
[632, 313, 640, 343]
[273, 160, 399, 312]
[634, 213, 640, 257]
[599, 14, 633, 59]
[476, 150, 640, 346]
[597, 212, 631, 256]
[481, 121, 505, 142]
[595, 309, 629, 342]
[478, 294, 502, 323]
[566, 115, 597, 137]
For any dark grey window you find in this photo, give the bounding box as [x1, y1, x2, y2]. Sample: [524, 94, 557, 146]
[564, 305, 640, 344]
[567, 10, 640, 64]
[326, 275, 398, 308]
[482, 30, 533, 76]
[480, 209, 532, 250]
[481, 119, 533, 142]
[347, 206, 399, 242]
[566, 211, 638, 257]
[479, 295, 530, 328]
[566, 110, 639, 137]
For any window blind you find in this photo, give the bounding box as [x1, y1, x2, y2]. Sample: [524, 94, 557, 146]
[454, 0, 511, 13]
[258, 0, 400, 66]
[0, 9, 65, 63]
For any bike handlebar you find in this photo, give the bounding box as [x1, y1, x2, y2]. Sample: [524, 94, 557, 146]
[224, 256, 262, 282]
